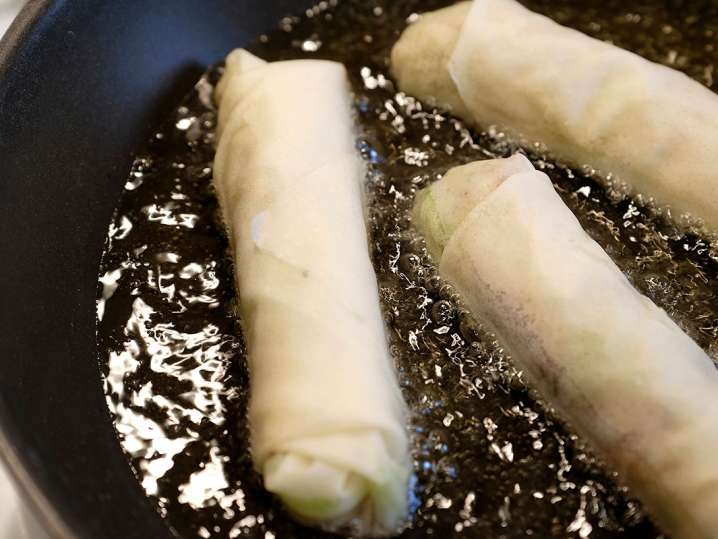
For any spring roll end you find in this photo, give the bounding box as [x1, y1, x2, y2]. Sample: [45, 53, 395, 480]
[390, 2, 471, 118]
[263, 451, 409, 536]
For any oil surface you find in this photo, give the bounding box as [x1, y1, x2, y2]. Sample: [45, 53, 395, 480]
[98, 1, 718, 538]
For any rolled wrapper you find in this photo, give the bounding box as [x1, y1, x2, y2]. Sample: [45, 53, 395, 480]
[412, 153, 534, 260]
[413, 156, 718, 539]
[213, 49, 410, 535]
[393, 0, 718, 231]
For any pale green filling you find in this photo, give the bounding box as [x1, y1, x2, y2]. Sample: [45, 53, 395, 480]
[413, 187, 451, 261]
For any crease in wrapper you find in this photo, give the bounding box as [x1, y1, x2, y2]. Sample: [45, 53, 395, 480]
[213, 49, 410, 536]
[412, 154, 718, 539]
[393, 0, 718, 232]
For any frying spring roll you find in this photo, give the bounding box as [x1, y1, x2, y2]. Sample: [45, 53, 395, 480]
[393, 0, 718, 232]
[413, 156, 718, 539]
[214, 49, 410, 535]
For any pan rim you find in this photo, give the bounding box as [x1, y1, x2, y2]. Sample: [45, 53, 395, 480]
[0, 2, 99, 537]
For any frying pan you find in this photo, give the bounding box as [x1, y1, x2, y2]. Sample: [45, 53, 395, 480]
[0, 1, 312, 537]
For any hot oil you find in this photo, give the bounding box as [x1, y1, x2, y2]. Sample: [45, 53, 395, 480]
[97, 1, 718, 538]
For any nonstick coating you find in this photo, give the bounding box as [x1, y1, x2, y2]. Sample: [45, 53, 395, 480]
[0, 1, 312, 537]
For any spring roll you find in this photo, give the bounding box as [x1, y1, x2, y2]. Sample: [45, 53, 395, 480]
[393, 0, 718, 232]
[213, 49, 410, 535]
[413, 155, 718, 539]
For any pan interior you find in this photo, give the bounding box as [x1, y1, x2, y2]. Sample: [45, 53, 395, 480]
[97, 1, 718, 537]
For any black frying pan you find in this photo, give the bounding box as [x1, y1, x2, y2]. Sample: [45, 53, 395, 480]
[0, 1, 312, 537]
[4, 1, 718, 538]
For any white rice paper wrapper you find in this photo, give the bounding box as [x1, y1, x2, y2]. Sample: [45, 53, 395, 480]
[393, 0, 718, 231]
[213, 49, 410, 535]
[413, 155, 718, 539]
